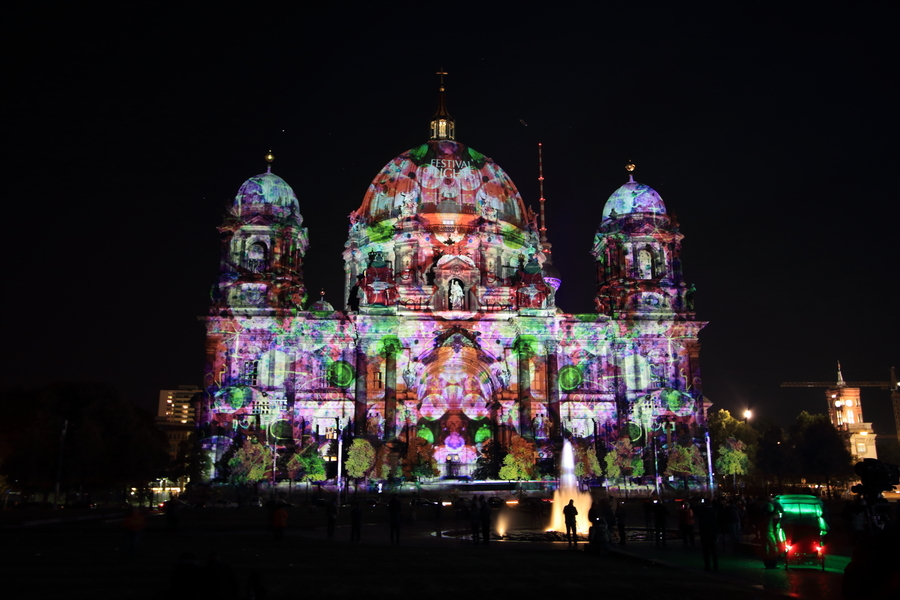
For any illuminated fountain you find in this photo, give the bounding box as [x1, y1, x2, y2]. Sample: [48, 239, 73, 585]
[548, 440, 594, 535]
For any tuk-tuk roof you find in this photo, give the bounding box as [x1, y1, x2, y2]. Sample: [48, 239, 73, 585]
[773, 494, 829, 532]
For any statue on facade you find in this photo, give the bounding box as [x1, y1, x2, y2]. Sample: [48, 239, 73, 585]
[515, 257, 552, 309]
[363, 251, 398, 306]
[449, 279, 465, 309]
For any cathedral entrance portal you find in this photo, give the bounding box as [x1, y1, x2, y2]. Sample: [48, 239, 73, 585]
[415, 343, 499, 476]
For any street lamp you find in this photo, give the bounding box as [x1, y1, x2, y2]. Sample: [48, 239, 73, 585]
[743, 409, 752, 425]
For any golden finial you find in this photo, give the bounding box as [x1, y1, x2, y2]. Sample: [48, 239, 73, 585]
[265, 149, 275, 163]
[625, 161, 635, 173]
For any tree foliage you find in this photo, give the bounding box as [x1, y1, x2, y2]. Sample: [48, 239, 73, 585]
[665, 442, 705, 477]
[473, 440, 506, 480]
[402, 436, 438, 481]
[346, 438, 375, 479]
[603, 453, 620, 479]
[789, 411, 854, 490]
[0, 383, 169, 499]
[227, 439, 270, 484]
[708, 409, 758, 467]
[573, 440, 602, 479]
[499, 435, 535, 481]
[715, 437, 750, 476]
[612, 436, 635, 475]
[290, 444, 326, 483]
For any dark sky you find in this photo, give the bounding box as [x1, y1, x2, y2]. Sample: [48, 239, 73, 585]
[5, 4, 898, 437]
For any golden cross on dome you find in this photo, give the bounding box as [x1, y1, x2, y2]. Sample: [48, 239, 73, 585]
[437, 69, 447, 91]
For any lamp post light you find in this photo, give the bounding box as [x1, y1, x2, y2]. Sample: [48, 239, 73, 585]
[743, 409, 752, 425]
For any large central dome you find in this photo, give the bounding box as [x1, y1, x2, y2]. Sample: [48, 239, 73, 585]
[356, 140, 527, 227]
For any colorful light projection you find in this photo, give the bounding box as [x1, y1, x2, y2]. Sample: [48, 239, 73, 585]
[200, 142, 708, 484]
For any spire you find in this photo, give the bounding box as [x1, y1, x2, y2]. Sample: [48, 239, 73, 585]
[538, 143, 550, 249]
[836, 360, 846, 388]
[626, 160, 635, 183]
[538, 143, 561, 292]
[429, 70, 455, 140]
[265, 149, 275, 174]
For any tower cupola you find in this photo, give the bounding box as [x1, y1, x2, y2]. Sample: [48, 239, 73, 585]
[429, 70, 455, 141]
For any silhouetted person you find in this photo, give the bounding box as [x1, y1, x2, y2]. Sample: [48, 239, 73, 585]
[653, 500, 669, 546]
[588, 501, 601, 545]
[697, 501, 719, 572]
[678, 501, 695, 547]
[470, 496, 482, 544]
[272, 505, 288, 541]
[615, 502, 627, 545]
[480, 496, 492, 545]
[434, 496, 443, 537]
[123, 507, 146, 559]
[564, 499, 578, 546]
[388, 495, 402, 545]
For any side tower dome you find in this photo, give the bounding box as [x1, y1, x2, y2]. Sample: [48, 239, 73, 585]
[213, 162, 309, 311]
[591, 170, 693, 320]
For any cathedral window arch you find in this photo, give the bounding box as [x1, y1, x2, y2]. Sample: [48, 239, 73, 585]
[247, 241, 268, 273]
[636, 246, 654, 280]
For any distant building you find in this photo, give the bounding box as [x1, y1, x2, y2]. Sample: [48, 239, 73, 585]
[826, 364, 877, 460]
[197, 81, 710, 484]
[157, 386, 201, 461]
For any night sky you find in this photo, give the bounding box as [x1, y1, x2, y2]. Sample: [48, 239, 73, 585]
[5, 5, 898, 439]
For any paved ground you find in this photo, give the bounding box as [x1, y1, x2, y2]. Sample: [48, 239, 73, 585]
[3, 505, 839, 599]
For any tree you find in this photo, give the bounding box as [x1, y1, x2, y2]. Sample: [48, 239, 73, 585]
[756, 421, 789, 492]
[402, 436, 438, 482]
[603, 453, 620, 479]
[715, 437, 750, 490]
[473, 439, 506, 480]
[295, 445, 327, 484]
[666, 442, 705, 477]
[346, 438, 375, 492]
[573, 440, 602, 481]
[227, 439, 270, 484]
[498, 435, 535, 481]
[0, 383, 169, 503]
[790, 411, 854, 498]
[373, 444, 401, 482]
[612, 436, 635, 476]
[708, 409, 758, 468]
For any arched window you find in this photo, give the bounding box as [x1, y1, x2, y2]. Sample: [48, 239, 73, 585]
[247, 242, 268, 273]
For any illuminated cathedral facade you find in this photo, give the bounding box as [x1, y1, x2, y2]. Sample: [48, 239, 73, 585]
[197, 89, 709, 482]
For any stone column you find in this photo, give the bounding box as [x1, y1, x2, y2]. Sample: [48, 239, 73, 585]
[514, 337, 534, 439]
[353, 342, 368, 437]
[546, 341, 560, 441]
[381, 336, 402, 440]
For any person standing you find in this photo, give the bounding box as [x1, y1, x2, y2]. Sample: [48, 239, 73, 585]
[470, 497, 482, 545]
[564, 499, 579, 546]
[697, 500, 719, 572]
[272, 505, 288, 541]
[480, 497, 492, 545]
[388, 495, 402, 545]
[615, 501, 627, 546]
[678, 501, 695, 547]
[588, 502, 601, 545]
[653, 500, 669, 547]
